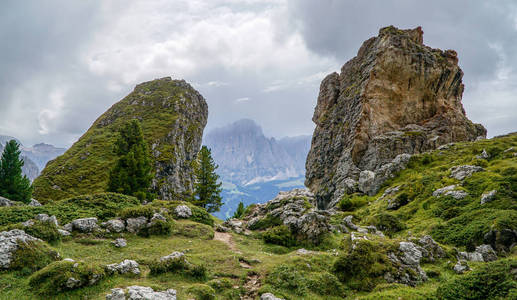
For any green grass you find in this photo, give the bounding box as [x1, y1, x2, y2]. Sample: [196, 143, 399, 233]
[1, 133, 517, 299]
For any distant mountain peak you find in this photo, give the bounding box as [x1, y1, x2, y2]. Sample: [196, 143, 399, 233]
[204, 119, 311, 185]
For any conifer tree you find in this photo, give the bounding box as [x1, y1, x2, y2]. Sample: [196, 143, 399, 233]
[0, 140, 32, 203]
[232, 201, 245, 219]
[192, 146, 222, 212]
[108, 120, 154, 201]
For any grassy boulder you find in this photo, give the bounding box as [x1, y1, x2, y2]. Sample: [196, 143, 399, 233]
[10, 240, 60, 274]
[28, 260, 105, 295]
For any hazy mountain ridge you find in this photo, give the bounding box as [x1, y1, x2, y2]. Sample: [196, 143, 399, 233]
[0, 135, 65, 181]
[204, 119, 310, 186]
[204, 119, 311, 219]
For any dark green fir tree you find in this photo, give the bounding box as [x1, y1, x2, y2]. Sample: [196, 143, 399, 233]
[108, 119, 154, 201]
[0, 140, 33, 203]
[232, 201, 245, 219]
[192, 146, 223, 213]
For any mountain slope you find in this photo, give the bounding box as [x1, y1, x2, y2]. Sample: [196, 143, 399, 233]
[33, 77, 208, 202]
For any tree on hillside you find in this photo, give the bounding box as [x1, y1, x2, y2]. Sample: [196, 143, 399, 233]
[108, 119, 154, 201]
[0, 140, 33, 203]
[192, 146, 223, 212]
[233, 202, 245, 219]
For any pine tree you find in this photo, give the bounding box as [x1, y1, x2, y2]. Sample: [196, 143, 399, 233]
[232, 201, 245, 219]
[192, 146, 223, 212]
[108, 120, 154, 201]
[0, 140, 33, 203]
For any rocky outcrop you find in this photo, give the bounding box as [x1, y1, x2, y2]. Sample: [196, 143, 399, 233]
[0, 229, 42, 269]
[105, 259, 140, 275]
[106, 286, 177, 300]
[305, 26, 486, 209]
[33, 77, 208, 202]
[243, 189, 330, 244]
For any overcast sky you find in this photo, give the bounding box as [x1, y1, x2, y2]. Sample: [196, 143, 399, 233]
[1, 0, 516, 147]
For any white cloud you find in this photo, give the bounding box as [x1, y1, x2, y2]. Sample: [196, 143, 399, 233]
[235, 97, 251, 103]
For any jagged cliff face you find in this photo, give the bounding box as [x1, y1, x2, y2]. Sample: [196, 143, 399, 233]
[306, 26, 486, 209]
[33, 77, 208, 202]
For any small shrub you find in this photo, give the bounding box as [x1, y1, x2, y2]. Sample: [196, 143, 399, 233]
[262, 225, 296, 247]
[187, 284, 216, 300]
[338, 195, 368, 211]
[265, 265, 308, 296]
[369, 213, 405, 237]
[10, 241, 60, 274]
[207, 278, 233, 292]
[248, 214, 282, 230]
[187, 264, 208, 280]
[436, 259, 517, 299]
[149, 256, 188, 275]
[119, 206, 155, 220]
[306, 272, 345, 296]
[138, 220, 173, 237]
[28, 260, 105, 295]
[332, 240, 393, 291]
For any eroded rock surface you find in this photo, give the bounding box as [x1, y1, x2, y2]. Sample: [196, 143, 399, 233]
[305, 26, 486, 208]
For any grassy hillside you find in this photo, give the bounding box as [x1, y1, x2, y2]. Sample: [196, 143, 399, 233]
[1, 134, 515, 299]
[33, 78, 207, 203]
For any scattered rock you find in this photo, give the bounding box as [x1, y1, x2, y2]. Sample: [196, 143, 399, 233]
[63, 258, 75, 262]
[0, 196, 14, 207]
[174, 205, 192, 218]
[449, 165, 484, 181]
[343, 215, 384, 237]
[432, 185, 458, 197]
[106, 286, 177, 300]
[215, 225, 230, 232]
[106, 259, 140, 275]
[444, 190, 468, 200]
[459, 244, 497, 262]
[480, 190, 497, 205]
[66, 277, 81, 289]
[223, 219, 245, 234]
[58, 229, 71, 236]
[63, 223, 73, 232]
[417, 235, 445, 262]
[261, 293, 284, 300]
[296, 248, 313, 255]
[0, 229, 41, 269]
[126, 217, 148, 233]
[101, 219, 126, 233]
[476, 149, 489, 159]
[399, 242, 423, 266]
[22, 220, 35, 227]
[35, 214, 59, 226]
[28, 198, 42, 206]
[160, 251, 185, 263]
[453, 260, 470, 274]
[71, 217, 99, 233]
[112, 238, 127, 248]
